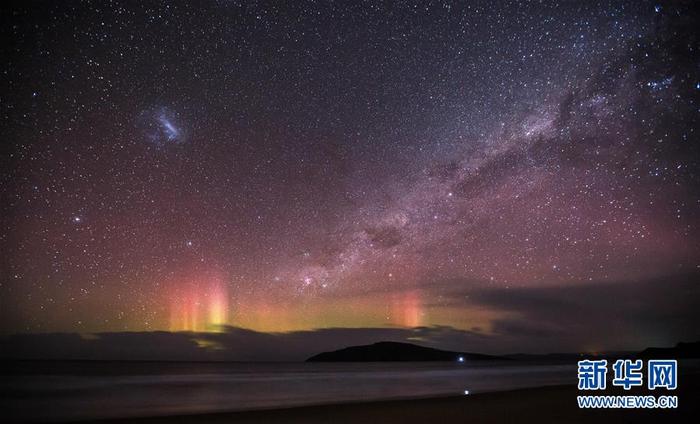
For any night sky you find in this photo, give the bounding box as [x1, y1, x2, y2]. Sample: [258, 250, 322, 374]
[1, 1, 699, 356]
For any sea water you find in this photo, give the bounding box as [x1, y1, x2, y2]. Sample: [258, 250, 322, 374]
[1, 360, 573, 422]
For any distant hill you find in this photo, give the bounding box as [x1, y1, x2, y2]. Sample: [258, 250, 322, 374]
[306, 341, 503, 362]
[638, 341, 700, 359]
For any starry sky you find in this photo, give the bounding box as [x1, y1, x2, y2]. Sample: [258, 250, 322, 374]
[1, 0, 699, 355]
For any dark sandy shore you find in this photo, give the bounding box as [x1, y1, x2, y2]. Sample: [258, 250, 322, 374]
[83, 379, 698, 424]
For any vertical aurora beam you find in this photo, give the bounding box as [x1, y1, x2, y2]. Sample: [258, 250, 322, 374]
[207, 276, 229, 331]
[168, 272, 230, 332]
[391, 289, 423, 328]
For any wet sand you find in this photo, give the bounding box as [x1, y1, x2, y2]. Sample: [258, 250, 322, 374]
[83, 379, 698, 424]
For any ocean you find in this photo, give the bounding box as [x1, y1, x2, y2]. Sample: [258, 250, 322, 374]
[1, 360, 574, 422]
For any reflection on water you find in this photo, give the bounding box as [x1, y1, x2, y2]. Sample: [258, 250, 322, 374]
[1, 360, 574, 422]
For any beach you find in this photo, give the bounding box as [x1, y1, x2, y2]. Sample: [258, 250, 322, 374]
[82, 381, 698, 424]
[5, 360, 698, 423]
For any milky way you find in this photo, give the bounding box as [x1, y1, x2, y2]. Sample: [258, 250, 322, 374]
[1, 1, 698, 352]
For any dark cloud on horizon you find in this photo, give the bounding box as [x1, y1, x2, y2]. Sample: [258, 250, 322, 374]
[0, 326, 481, 362]
[3, 272, 698, 361]
[448, 272, 700, 353]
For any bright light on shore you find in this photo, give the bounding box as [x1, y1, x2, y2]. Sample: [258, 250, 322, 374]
[457, 356, 464, 363]
[464, 389, 470, 395]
